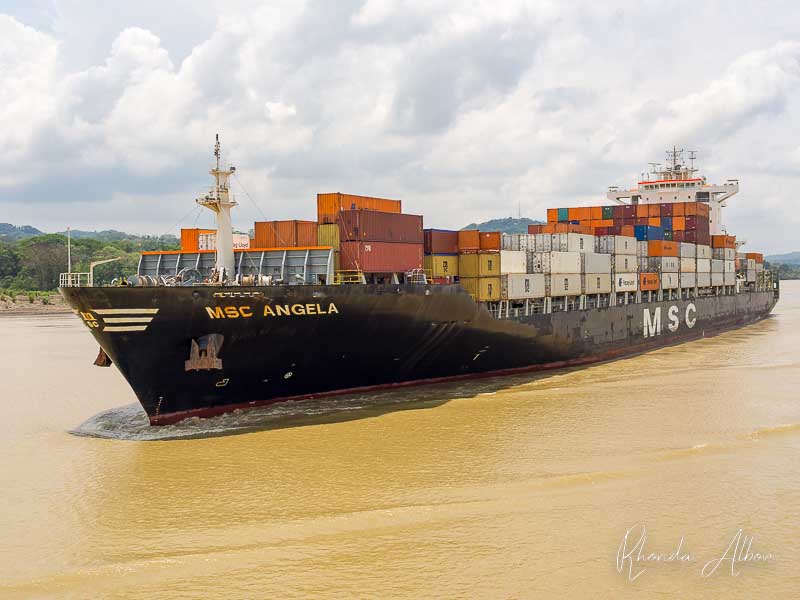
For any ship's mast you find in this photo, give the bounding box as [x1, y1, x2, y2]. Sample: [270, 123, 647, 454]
[197, 135, 237, 281]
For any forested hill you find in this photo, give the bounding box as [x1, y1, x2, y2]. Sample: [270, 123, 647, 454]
[461, 217, 543, 234]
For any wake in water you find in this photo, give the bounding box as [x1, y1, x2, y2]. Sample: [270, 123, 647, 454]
[68, 377, 520, 441]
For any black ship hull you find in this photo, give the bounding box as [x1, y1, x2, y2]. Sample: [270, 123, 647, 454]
[59, 284, 778, 425]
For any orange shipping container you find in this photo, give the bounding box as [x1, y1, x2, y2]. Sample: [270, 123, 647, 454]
[317, 193, 401, 224]
[640, 273, 660, 291]
[554, 223, 570, 233]
[181, 228, 215, 252]
[458, 229, 481, 251]
[568, 207, 592, 221]
[636, 205, 649, 218]
[647, 217, 661, 227]
[541, 223, 556, 234]
[590, 206, 603, 220]
[479, 231, 501, 250]
[254, 220, 318, 248]
[672, 216, 686, 231]
[746, 252, 764, 263]
[620, 225, 635, 236]
[711, 235, 736, 249]
[547, 208, 559, 223]
[648, 240, 679, 256]
[673, 202, 685, 216]
[647, 204, 661, 217]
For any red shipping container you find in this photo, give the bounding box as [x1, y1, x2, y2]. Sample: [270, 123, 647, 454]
[479, 231, 501, 250]
[635, 217, 649, 226]
[660, 203, 674, 217]
[528, 224, 543, 234]
[339, 210, 423, 244]
[685, 230, 710, 245]
[612, 205, 626, 219]
[339, 241, 423, 273]
[424, 229, 459, 254]
[672, 230, 685, 242]
[684, 215, 709, 231]
[458, 230, 480, 251]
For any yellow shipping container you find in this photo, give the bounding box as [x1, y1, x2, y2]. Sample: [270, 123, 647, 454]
[460, 277, 501, 301]
[317, 223, 340, 250]
[458, 252, 500, 278]
[424, 254, 459, 277]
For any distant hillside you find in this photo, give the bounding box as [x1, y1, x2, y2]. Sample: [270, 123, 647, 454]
[54, 229, 180, 244]
[766, 251, 800, 265]
[462, 217, 543, 234]
[0, 223, 44, 241]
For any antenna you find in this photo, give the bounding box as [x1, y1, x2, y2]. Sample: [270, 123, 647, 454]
[648, 162, 660, 176]
[67, 226, 71, 275]
[688, 150, 698, 174]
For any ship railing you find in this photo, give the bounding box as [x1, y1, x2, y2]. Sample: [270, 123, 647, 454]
[405, 268, 428, 285]
[333, 270, 365, 285]
[59, 272, 92, 287]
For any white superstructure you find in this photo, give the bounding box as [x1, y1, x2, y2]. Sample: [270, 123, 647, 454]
[196, 135, 237, 281]
[606, 148, 738, 235]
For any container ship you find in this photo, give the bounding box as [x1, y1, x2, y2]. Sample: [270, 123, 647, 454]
[59, 139, 779, 425]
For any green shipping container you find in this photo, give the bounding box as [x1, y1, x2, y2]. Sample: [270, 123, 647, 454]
[602, 206, 614, 219]
[663, 230, 673, 241]
[557, 208, 569, 222]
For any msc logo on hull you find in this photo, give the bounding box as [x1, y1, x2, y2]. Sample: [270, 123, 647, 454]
[643, 303, 697, 338]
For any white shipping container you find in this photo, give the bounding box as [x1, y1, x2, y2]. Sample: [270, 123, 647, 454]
[745, 258, 756, 270]
[547, 273, 582, 296]
[637, 241, 649, 257]
[613, 254, 638, 272]
[680, 272, 696, 288]
[711, 272, 724, 286]
[638, 256, 649, 272]
[518, 234, 535, 252]
[660, 272, 679, 289]
[500, 250, 527, 274]
[501, 233, 516, 250]
[680, 257, 696, 273]
[713, 247, 735, 260]
[696, 245, 712, 259]
[198, 233, 215, 250]
[501, 273, 546, 299]
[529, 251, 582, 274]
[551, 233, 568, 252]
[613, 273, 638, 292]
[614, 235, 638, 255]
[233, 233, 250, 249]
[648, 256, 679, 272]
[746, 270, 757, 282]
[582, 252, 612, 274]
[680, 242, 697, 258]
[724, 271, 735, 285]
[566, 233, 596, 253]
[697, 272, 711, 287]
[534, 234, 552, 252]
[711, 259, 724, 273]
[723, 260, 735, 273]
[696, 258, 711, 273]
[583, 273, 612, 294]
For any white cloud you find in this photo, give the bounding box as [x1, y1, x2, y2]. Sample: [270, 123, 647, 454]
[2, 2, 800, 253]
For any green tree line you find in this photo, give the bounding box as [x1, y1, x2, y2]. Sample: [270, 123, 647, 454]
[765, 261, 800, 280]
[0, 234, 179, 291]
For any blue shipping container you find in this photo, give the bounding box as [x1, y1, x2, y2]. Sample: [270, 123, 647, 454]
[634, 225, 665, 241]
[661, 217, 672, 230]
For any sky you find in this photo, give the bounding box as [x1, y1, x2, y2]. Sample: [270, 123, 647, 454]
[2, 0, 800, 253]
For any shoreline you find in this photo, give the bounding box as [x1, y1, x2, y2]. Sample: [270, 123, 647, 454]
[0, 294, 73, 317]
